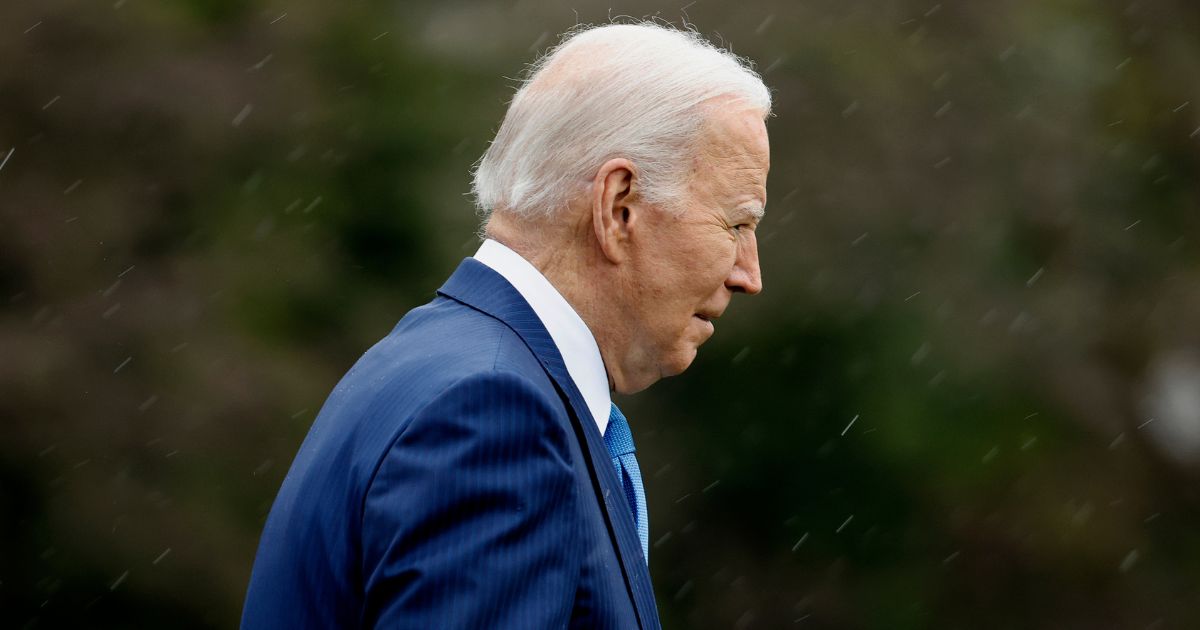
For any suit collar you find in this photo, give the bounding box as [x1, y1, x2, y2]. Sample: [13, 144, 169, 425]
[438, 257, 661, 629]
[471, 239, 613, 434]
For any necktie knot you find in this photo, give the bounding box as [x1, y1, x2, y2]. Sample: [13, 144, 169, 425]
[604, 403, 636, 457]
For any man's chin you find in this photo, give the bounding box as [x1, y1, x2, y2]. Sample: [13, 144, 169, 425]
[614, 346, 700, 394]
[662, 346, 700, 379]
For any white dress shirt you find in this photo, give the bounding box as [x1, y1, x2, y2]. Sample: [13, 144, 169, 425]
[473, 239, 614, 435]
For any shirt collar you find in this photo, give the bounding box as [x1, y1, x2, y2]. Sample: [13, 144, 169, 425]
[472, 239, 613, 434]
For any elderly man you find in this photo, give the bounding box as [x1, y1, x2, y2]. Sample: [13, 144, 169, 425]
[241, 22, 769, 629]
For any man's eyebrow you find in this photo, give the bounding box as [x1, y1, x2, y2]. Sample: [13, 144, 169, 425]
[737, 203, 765, 220]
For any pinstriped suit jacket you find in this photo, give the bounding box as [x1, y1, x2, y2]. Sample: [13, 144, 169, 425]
[241, 258, 661, 629]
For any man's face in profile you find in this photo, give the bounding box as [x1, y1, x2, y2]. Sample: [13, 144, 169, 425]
[621, 106, 769, 385]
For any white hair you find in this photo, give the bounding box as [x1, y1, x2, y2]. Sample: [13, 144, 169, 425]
[472, 22, 772, 219]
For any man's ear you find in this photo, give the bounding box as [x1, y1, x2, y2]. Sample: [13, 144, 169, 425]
[591, 158, 639, 264]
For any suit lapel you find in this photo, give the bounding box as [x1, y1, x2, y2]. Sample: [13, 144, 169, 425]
[437, 258, 660, 629]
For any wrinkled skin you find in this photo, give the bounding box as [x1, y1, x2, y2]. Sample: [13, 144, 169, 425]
[607, 106, 769, 392]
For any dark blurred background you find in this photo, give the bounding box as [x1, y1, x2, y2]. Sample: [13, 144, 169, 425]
[3, 0, 1199, 628]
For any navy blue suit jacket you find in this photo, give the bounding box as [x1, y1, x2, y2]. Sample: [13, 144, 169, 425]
[241, 258, 661, 629]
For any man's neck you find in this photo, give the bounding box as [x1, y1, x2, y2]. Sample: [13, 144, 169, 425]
[485, 213, 620, 391]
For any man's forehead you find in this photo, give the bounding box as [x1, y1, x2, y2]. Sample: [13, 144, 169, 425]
[699, 116, 769, 193]
[695, 114, 769, 193]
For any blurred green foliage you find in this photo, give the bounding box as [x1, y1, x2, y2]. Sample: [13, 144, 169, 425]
[2, 0, 1199, 628]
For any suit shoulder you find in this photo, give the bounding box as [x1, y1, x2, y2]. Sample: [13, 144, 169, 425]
[366, 295, 543, 387]
[313, 296, 554, 450]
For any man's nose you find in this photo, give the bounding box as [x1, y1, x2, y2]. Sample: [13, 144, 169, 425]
[726, 234, 763, 295]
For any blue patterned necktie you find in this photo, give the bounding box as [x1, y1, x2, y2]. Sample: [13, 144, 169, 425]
[604, 403, 649, 563]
